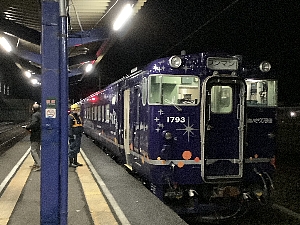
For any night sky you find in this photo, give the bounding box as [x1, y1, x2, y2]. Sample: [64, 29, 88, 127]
[1, 0, 300, 106]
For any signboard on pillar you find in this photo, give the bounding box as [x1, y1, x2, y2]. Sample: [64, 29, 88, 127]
[45, 98, 57, 118]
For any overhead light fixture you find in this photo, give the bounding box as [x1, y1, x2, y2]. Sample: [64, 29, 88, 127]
[31, 78, 41, 86]
[113, 3, 133, 31]
[78, 61, 95, 81]
[24, 70, 32, 78]
[85, 63, 93, 73]
[0, 37, 12, 52]
[31, 78, 38, 85]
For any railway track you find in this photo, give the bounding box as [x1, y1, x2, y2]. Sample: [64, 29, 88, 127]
[0, 122, 29, 155]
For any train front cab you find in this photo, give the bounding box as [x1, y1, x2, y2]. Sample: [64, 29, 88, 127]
[120, 56, 273, 218]
[124, 71, 249, 217]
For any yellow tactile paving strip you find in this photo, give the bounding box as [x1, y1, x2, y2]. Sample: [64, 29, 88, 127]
[76, 153, 119, 225]
[0, 155, 33, 224]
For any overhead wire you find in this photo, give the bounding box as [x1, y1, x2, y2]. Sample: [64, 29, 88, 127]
[159, 0, 241, 58]
[93, 0, 119, 28]
[69, 0, 84, 32]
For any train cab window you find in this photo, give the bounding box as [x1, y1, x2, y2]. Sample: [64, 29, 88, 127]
[148, 75, 200, 105]
[211, 86, 233, 114]
[149, 75, 162, 103]
[245, 79, 277, 106]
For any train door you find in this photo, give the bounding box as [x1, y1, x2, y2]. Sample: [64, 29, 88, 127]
[201, 76, 246, 182]
[123, 89, 132, 169]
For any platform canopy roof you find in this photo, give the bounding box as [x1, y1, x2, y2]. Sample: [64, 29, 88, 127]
[0, 0, 147, 78]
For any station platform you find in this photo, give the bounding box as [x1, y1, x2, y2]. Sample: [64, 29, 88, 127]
[0, 135, 188, 225]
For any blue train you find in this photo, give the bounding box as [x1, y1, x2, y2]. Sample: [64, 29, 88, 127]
[80, 52, 277, 220]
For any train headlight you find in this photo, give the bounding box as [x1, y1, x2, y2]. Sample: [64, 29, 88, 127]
[259, 61, 271, 72]
[169, 55, 182, 68]
[290, 111, 297, 117]
[162, 130, 173, 140]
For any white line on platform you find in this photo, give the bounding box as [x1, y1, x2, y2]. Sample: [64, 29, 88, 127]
[0, 148, 30, 194]
[80, 149, 131, 225]
[272, 204, 300, 220]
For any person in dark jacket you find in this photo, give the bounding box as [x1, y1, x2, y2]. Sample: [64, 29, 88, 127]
[68, 103, 84, 168]
[25, 103, 41, 171]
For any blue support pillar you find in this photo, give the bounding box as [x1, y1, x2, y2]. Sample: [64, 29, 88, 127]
[41, 1, 68, 224]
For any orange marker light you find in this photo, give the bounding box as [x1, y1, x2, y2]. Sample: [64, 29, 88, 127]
[194, 157, 200, 162]
[182, 150, 192, 160]
[177, 161, 184, 168]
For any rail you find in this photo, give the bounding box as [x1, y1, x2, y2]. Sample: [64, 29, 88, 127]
[0, 122, 29, 155]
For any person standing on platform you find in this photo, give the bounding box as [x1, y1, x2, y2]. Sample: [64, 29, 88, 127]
[24, 103, 41, 172]
[68, 103, 84, 168]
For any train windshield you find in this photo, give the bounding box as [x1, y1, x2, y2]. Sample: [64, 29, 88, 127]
[148, 75, 200, 105]
[211, 86, 233, 113]
[245, 79, 277, 107]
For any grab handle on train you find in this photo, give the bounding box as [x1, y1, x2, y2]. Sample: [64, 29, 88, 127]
[208, 104, 211, 121]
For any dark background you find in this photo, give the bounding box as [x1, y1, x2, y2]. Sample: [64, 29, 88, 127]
[1, 0, 300, 105]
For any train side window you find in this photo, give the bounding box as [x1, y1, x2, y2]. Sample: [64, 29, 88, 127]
[211, 86, 232, 114]
[97, 106, 101, 121]
[105, 104, 110, 123]
[93, 106, 97, 120]
[102, 105, 105, 122]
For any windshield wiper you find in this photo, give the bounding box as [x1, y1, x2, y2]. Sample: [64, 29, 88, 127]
[164, 99, 182, 111]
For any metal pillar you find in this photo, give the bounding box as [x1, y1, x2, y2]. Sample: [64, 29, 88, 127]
[41, 1, 68, 224]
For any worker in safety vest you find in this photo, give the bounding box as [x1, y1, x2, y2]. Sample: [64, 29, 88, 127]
[68, 103, 83, 167]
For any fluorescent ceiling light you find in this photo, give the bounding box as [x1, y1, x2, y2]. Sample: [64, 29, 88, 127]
[113, 4, 133, 31]
[0, 37, 12, 52]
